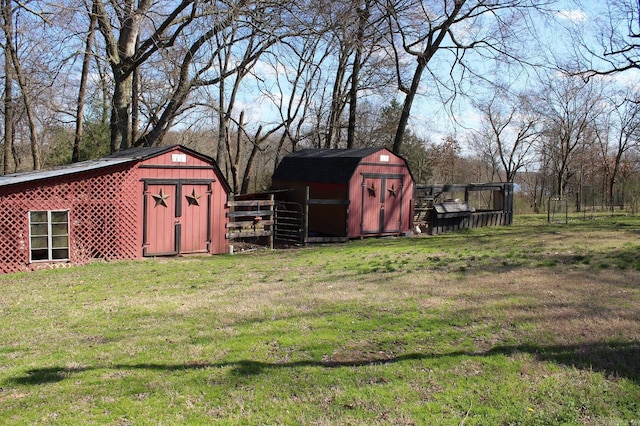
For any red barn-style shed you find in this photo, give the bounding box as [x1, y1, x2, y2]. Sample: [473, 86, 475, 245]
[0, 145, 231, 274]
[272, 147, 414, 240]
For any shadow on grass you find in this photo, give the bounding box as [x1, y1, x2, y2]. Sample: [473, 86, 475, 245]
[8, 340, 639, 386]
[488, 340, 640, 383]
[6, 353, 425, 386]
[8, 365, 91, 385]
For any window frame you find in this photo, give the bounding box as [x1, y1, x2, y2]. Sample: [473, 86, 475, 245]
[28, 210, 70, 263]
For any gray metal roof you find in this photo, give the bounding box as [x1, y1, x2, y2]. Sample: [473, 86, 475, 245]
[0, 145, 175, 188]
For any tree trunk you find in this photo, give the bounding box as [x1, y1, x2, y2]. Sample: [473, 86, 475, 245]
[390, 0, 464, 154]
[347, 4, 369, 149]
[111, 72, 133, 152]
[5, 12, 40, 169]
[241, 125, 262, 194]
[73, 5, 97, 162]
[326, 48, 348, 148]
[217, 71, 226, 166]
[2, 0, 13, 174]
[346, 55, 360, 149]
[393, 58, 426, 154]
[94, 0, 147, 152]
[608, 155, 621, 213]
[95, 55, 109, 126]
[131, 46, 140, 146]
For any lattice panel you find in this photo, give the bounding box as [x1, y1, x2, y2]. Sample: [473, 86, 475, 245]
[0, 198, 29, 274]
[0, 166, 140, 274]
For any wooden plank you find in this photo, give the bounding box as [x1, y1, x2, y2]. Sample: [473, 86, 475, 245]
[305, 236, 349, 243]
[306, 199, 350, 205]
[226, 220, 274, 228]
[227, 200, 275, 207]
[226, 230, 273, 239]
[437, 212, 472, 219]
[226, 209, 274, 218]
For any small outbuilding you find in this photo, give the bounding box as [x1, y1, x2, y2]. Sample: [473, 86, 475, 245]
[271, 147, 414, 241]
[0, 145, 231, 274]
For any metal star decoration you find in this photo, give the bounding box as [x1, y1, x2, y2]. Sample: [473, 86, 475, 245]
[152, 188, 171, 207]
[185, 189, 202, 206]
[387, 184, 397, 197]
[367, 183, 376, 197]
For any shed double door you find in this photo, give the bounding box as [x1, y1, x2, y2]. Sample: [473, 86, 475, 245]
[361, 175, 403, 234]
[144, 181, 211, 256]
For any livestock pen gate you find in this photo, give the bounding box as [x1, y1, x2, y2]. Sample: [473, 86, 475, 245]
[223, 191, 302, 247]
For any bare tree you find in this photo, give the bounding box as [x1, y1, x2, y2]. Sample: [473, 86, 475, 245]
[92, 0, 288, 152]
[469, 92, 540, 182]
[6, 34, 41, 169]
[1, 0, 48, 170]
[385, 0, 553, 154]
[259, 37, 328, 165]
[1, 0, 14, 174]
[428, 135, 463, 183]
[71, 2, 97, 163]
[314, 0, 370, 149]
[595, 89, 640, 210]
[208, 7, 286, 193]
[286, 0, 393, 150]
[346, 0, 393, 148]
[568, 0, 639, 77]
[535, 73, 605, 198]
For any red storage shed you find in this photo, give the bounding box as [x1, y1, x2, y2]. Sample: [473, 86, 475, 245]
[0, 145, 231, 274]
[272, 147, 414, 240]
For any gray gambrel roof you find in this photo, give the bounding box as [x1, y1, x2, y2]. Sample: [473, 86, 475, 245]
[272, 147, 387, 184]
[0, 145, 188, 188]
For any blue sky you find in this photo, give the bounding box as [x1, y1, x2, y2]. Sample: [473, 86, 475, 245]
[206, 1, 639, 152]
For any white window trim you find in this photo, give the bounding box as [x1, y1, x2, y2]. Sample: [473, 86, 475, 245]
[28, 210, 70, 263]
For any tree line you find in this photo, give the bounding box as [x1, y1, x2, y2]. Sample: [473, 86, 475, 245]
[1, 0, 638, 212]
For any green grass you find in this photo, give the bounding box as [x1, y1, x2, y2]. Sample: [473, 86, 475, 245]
[1, 215, 639, 424]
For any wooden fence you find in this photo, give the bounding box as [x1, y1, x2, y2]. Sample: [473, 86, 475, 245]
[226, 195, 275, 249]
[415, 183, 514, 235]
[428, 210, 512, 235]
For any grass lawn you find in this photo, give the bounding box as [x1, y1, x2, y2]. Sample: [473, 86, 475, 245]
[1, 215, 639, 425]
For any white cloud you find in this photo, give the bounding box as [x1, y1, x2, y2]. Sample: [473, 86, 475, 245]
[555, 9, 588, 23]
[603, 68, 640, 91]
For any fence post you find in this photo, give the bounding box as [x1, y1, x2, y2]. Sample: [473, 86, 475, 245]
[269, 194, 275, 250]
[304, 186, 310, 244]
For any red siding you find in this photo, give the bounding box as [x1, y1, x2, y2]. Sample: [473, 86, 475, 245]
[139, 150, 212, 169]
[0, 146, 230, 274]
[144, 183, 179, 255]
[180, 183, 212, 253]
[0, 164, 141, 274]
[346, 150, 414, 238]
[137, 147, 229, 256]
[273, 148, 414, 239]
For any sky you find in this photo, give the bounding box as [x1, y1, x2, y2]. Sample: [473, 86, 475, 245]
[205, 0, 639, 153]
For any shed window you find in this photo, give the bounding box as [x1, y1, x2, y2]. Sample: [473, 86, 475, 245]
[29, 210, 69, 262]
